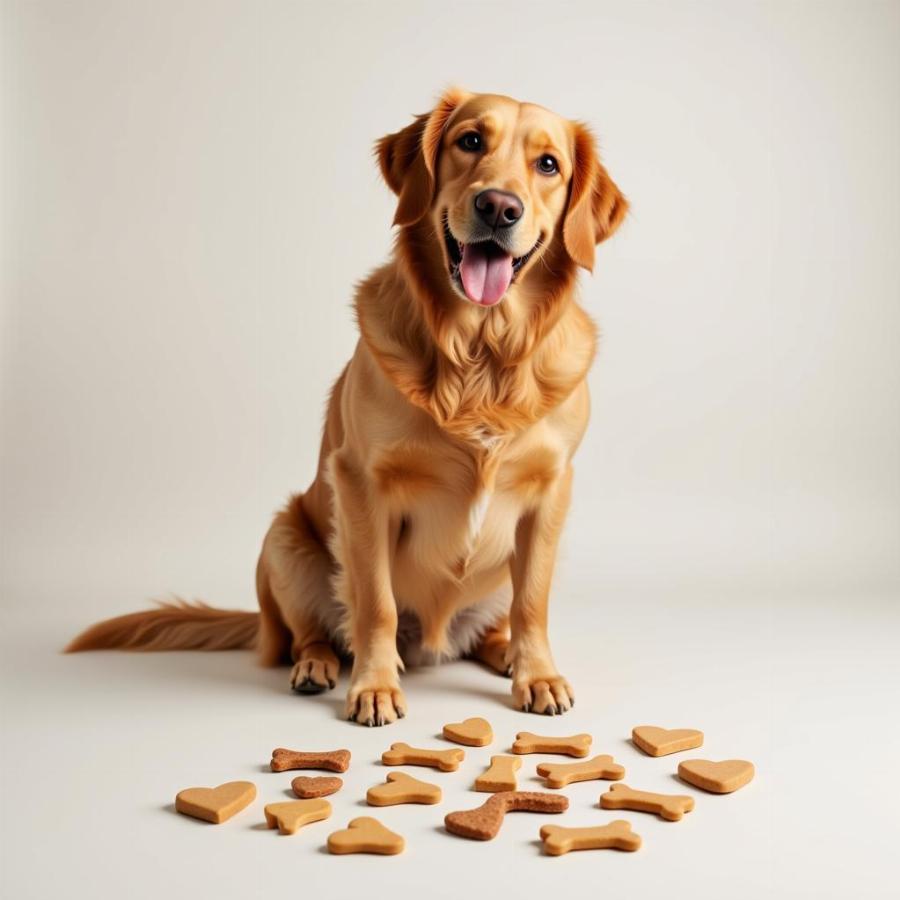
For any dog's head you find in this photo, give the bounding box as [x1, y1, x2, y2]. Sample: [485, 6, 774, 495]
[378, 89, 628, 307]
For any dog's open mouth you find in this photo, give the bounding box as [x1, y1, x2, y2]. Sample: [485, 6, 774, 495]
[443, 217, 539, 306]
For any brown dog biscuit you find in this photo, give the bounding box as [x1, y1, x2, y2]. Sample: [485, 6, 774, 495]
[475, 755, 522, 792]
[541, 820, 642, 855]
[445, 791, 568, 840]
[327, 816, 404, 855]
[264, 798, 332, 835]
[270, 748, 350, 773]
[175, 781, 256, 824]
[381, 742, 464, 772]
[632, 725, 703, 757]
[678, 759, 755, 793]
[600, 783, 695, 821]
[512, 732, 592, 757]
[367, 772, 442, 806]
[537, 754, 625, 788]
[291, 775, 343, 799]
[442, 717, 493, 747]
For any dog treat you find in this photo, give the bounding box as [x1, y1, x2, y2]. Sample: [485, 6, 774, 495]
[475, 755, 522, 792]
[327, 816, 405, 855]
[442, 717, 493, 747]
[444, 791, 568, 841]
[541, 820, 642, 855]
[264, 798, 332, 835]
[600, 783, 695, 821]
[270, 748, 350, 773]
[367, 772, 442, 806]
[512, 732, 592, 757]
[290, 775, 342, 799]
[678, 759, 755, 793]
[381, 742, 464, 772]
[632, 725, 704, 757]
[175, 781, 256, 824]
[537, 754, 625, 788]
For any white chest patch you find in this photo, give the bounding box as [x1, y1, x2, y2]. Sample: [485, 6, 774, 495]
[466, 491, 492, 548]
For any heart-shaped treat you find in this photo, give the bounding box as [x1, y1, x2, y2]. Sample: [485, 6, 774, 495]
[366, 772, 441, 806]
[632, 726, 703, 757]
[175, 781, 256, 824]
[442, 717, 493, 747]
[678, 759, 755, 793]
[264, 798, 331, 834]
[327, 816, 404, 855]
[291, 775, 342, 799]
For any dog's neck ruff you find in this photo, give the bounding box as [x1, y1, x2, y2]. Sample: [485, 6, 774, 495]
[355, 227, 597, 446]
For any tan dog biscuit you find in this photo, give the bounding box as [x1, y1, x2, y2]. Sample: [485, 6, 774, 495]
[632, 725, 704, 757]
[367, 772, 442, 806]
[264, 798, 332, 834]
[444, 791, 568, 840]
[600, 783, 695, 821]
[475, 755, 522, 792]
[537, 754, 625, 788]
[291, 775, 343, 799]
[512, 732, 592, 757]
[381, 742, 464, 772]
[327, 817, 404, 855]
[270, 748, 350, 773]
[541, 820, 641, 855]
[678, 759, 755, 793]
[442, 717, 493, 747]
[175, 781, 256, 824]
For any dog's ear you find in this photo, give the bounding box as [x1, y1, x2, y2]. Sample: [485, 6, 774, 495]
[562, 124, 629, 272]
[377, 89, 467, 226]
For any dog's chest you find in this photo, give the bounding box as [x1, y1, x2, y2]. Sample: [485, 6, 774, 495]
[384, 438, 560, 579]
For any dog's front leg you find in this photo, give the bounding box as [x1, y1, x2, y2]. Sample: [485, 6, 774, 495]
[330, 449, 406, 726]
[507, 465, 575, 715]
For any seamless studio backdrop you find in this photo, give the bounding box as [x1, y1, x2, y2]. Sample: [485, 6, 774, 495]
[1, 2, 898, 900]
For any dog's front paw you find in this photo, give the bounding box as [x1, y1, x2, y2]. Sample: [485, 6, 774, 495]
[345, 680, 407, 726]
[512, 674, 574, 716]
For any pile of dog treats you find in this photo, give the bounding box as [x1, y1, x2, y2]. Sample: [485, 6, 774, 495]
[174, 718, 755, 855]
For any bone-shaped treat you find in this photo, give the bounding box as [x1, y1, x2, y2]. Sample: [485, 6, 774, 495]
[327, 816, 404, 855]
[270, 748, 351, 773]
[263, 798, 331, 835]
[381, 742, 464, 772]
[444, 791, 568, 840]
[366, 771, 442, 806]
[599, 783, 695, 821]
[512, 732, 592, 757]
[632, 725, 704, 757]
[475, 755, 522, 792]
[540, 820, 642, 855]
[291, 775, 342, 799]
[537, 754, 625, 788]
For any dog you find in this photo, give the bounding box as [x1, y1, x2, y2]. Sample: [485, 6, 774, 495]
[67, 89, 628, 726]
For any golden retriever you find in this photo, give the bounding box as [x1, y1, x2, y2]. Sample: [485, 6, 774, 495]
[67, 89, 628, 726]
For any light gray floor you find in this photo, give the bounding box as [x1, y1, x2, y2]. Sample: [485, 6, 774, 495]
[1, 577, 896, 899]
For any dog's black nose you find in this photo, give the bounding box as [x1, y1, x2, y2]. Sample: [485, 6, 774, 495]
[474, 189, 524, 229]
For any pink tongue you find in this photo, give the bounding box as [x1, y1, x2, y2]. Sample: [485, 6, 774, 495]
[459, 243, 513, 306]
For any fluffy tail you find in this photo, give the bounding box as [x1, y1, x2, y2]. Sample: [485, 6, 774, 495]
[65, 599, 259, 653]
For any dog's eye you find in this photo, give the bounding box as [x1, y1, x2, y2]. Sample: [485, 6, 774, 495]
[537, 154, 559, 175]
[457, 131, 483, 153]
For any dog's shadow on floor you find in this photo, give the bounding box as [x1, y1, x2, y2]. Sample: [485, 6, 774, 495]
[65, 644, 514, 720]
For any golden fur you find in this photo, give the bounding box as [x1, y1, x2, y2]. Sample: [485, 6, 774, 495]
[67, 89, 628, 725]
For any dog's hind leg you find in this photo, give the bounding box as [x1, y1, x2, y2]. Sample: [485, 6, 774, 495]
[472, 616, 513, 677]
[257, 493, 341, 693]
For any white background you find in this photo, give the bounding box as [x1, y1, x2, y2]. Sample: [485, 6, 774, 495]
[1, 2, 898, 898]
